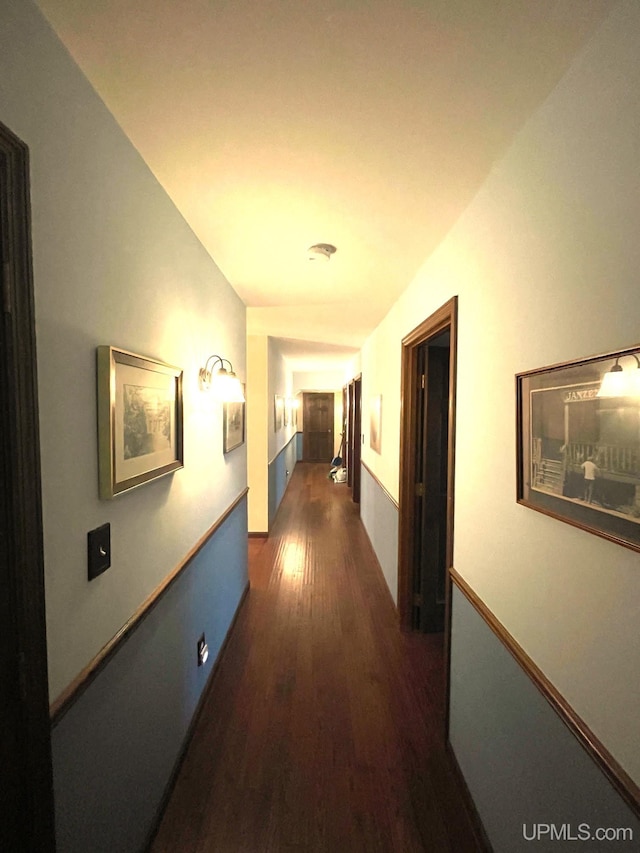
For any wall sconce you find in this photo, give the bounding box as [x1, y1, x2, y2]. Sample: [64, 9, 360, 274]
[597, 354, 640, 398]
[199, 355, 245, 402]
[288, 397, 299, 425]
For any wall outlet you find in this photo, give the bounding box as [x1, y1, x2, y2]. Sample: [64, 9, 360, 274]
[197, 634, 209, 667]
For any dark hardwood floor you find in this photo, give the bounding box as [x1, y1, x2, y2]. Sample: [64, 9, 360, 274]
[150, 463, 482, 852]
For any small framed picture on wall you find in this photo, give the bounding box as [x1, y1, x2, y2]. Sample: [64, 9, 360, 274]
[274, 395, 284, 431]
[370, 394, 382, 453]
[223, 396, 245, 454]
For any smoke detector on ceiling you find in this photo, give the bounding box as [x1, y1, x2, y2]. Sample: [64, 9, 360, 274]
[307, 243, 337, 262]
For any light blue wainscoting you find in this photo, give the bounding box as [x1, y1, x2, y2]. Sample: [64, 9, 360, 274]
[268, 433, 298, 528]
[449, 584, 640, 852]
[359, 463, 398, 604]
[51, 495, 249, 853]
[296, 430, 303, 461]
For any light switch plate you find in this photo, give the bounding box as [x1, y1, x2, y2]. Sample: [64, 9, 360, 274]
[88, 523, 111, 580]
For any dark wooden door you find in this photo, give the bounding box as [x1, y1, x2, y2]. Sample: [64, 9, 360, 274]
[346, 382, 354, 486]
[341, 385, 347, 468]
[303, 393, 334, 461]
[352, 377, 362, 504]
[413, 340, 449, 632]
[0, 122, 56, 852]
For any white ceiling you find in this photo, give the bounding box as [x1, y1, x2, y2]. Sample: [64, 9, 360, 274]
[36, 0, 615, 367]
[273, 337, 359, 373]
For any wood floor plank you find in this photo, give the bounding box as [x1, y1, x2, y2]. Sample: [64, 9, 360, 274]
[150, 463, 483, 852]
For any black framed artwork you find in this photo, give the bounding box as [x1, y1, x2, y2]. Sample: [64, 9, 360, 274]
[517, 344, 640, 553]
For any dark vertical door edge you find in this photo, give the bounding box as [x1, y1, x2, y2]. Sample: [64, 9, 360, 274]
[415, 342, 449, 632]
[0, 121, 56, 852]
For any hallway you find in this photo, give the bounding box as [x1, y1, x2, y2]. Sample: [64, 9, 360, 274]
[150, 463, 482, 852]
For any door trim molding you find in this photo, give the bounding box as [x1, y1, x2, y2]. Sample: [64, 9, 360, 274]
[398, 296, 458, 626]
[397, 296, 458, 737]
[0, 121, 56, 850]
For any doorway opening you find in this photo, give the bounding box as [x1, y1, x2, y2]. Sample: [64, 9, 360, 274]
[398, 297, 458, 638]
[413, 331, 450, 631]
[0, 122, 56, 850]
[346, 375, 362, 504]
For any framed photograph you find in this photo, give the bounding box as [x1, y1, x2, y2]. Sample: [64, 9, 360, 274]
[223, 397, 245, 454]
[274, 395, 284, 431]
[370, 394, 382, 453]
[97, 346, 183, 499]
[517, 344, 640, 553]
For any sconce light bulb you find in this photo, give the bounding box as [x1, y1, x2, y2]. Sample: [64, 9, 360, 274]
[199, 355, 245, 402]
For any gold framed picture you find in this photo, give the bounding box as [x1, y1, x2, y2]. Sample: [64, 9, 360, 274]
[97, 346, 183, 499]
[223, 398, 245, 454]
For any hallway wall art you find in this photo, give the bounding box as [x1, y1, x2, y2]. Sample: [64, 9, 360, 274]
[517, 343, 640, 553]
[274, 394, 284, 431]
[369, 394, 382, 454]
[97, 346, 184, 498]
[223, 397, 245, 454]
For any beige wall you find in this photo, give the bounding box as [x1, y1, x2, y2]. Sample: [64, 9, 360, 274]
[0, 0, 247, 701]
[268, 337, 296, 462]
[247, 335, 268, 532]
[247, 335, 298, 530]
[360, 0, 640, 785]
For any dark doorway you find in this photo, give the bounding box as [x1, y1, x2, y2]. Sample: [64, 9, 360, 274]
[302, 392, 334, 462]
[398, 298, 457, 639]
[351, 376, 362, 504]
[346, 382, 353, 487]
[345, 376, 362, 503]
[0, 122, 56, 852]
[413, 334, 450, 631]
[341, 384, 348, 472]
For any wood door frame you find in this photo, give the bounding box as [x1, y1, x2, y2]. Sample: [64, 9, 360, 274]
[0, 121, 56, 851]
[397, 297, 457, 729]
[346, 381, 354, 487]
[341, 384, 347, 465]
